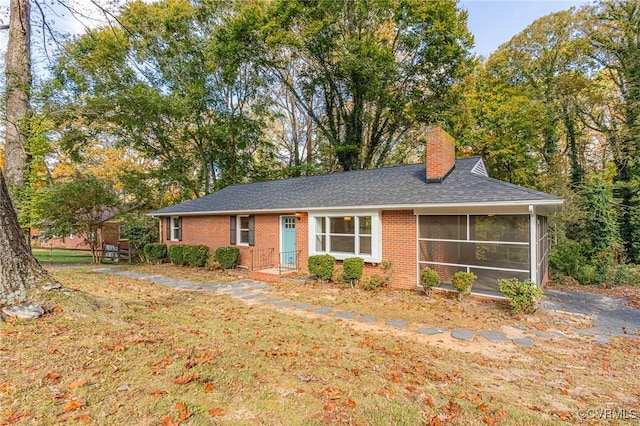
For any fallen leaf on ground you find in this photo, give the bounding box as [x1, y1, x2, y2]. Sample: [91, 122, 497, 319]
[63, 400, 83, 412]
[68, 378, 87, 389]
[208, 408, 224, 417]
[159, 416, 178, 426]
[74, 414, 91, 423]
[204, 383, 213, 393]
[1, 410, 30, 425]
[45, 373, 61, 384]
[173, 374, 197, 385]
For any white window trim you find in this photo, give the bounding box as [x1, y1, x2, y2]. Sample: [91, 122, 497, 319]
[237, 215, 250, 246]
[170, 216, 181, 242]
[308, 210, 381, 263]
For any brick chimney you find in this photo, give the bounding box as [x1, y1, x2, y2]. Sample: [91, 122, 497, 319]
[425, 126, 456, 183]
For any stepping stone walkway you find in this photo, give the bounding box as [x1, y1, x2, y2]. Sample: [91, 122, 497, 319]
[334, 311, 358, 320]
[386, 320, 408, 329]
[512, 337, 534, 347]
[480, 330, 510, 342]
[451, 329, 475, 341]
[416, 327, 447, 335]
[91, 267, 634, 348]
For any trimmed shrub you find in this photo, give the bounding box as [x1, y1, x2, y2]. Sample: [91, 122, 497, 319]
[184, 244, 209, 267]
[214, 247, 240, 270]
[363, 274, 384, 291]
[420, 267, 440, 295]
[498, 278, 544, 315]
[168, 245, 188, 266]
[343, 257, 365, 286]
[451, 271, 477, 300]
[144, 243, 167, 264]
[308, 254, 335, 281]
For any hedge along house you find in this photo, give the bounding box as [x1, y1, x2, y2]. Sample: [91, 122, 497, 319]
[150, 127, 562, 297]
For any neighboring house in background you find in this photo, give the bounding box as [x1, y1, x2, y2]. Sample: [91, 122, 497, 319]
[32, 209, 126, 251]
[150, 127, 562, 297]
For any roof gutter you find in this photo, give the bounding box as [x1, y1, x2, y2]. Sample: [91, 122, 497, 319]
[148, 199, 563, 217]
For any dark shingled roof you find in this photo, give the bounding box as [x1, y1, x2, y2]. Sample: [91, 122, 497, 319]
[151, 157, 561, 216]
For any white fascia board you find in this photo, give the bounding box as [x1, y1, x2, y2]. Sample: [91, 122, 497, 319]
[148, 199, 563, 217]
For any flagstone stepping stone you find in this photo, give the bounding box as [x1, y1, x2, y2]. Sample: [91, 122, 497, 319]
[358, 316, 377, 323]
[334, 311, 357, 320]
[451, 329, 475, 341]
[479, 330, 510, 342]
[416, 327, 446, 335]
[257, 297, 282, 304]
[274, 301, 295, 307]
[512, 336, 534, 347]
[312, 306, 332, 314]
[294, 304, 314, 310]
[240, 294, 262, 300]
[386, 320, 408, 329]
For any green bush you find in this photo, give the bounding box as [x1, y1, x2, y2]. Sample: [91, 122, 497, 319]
[308, 254, 335, 281]
[214, 247, 240, 270]
[363, 274, 384, 291]
[420, 267, 440, 295]
[168, 245, 188, 266]
[184, 245, 210, 267]
[613, 264, 640, 287]
[451, 271, 477, 300]
[120, 217, 159, 262]
[549, 238, 587, 279]
[143, 243, 167, 263]
[498, 278, 544, 315]
[343, 257, 365, 286]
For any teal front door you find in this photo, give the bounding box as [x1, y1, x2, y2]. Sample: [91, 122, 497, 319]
[281, 216, 297, 268]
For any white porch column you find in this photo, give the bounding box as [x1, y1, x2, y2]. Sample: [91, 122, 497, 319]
[529, 205, 538, 286]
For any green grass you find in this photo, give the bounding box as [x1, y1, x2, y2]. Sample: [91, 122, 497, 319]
[31, 248, 94, 264]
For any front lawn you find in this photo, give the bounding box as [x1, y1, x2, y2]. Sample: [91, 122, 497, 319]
[31, 248, 94, 264]
[1, 265, 638, 425]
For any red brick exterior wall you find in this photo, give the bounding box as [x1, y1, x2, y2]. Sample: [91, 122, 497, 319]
[163, 210, 420, 289]
[33, 223, 120, 250]
[163, 214, 298, 269]
[425, 126, 456, 181]
[377, 210, 418, 289]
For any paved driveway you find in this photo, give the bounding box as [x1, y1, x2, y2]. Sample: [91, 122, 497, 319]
[543, 290, 640, 338]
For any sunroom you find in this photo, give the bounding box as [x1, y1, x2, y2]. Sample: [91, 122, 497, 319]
[416, 205, 551, 298]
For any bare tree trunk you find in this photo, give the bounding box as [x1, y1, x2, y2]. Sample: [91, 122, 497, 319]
[0, 168, 55, 304]
[4, 0, 32, 188]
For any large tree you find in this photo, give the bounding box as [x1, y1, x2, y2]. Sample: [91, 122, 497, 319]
[1, 0, 59, 305]
[49, 0, 271, 200]
[263, 0, 473, 171]
[3, 0, 32, 189]
[0, 168, 54, 304]
[588, 0, 640, 262]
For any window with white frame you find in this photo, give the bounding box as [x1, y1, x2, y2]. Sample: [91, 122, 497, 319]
[230, 215, 255, 246]
[239, 215, 251, 245]
[310, 212, 380, 262]
[169, 216, 182, 241]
